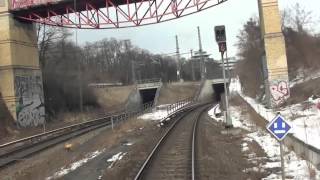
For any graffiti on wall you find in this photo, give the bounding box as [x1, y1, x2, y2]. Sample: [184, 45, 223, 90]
[270, 80, 290, 105]
[15, 75, 45, 127]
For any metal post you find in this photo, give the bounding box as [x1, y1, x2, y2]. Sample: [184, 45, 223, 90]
[225, 51, 231, 95]
[280, 141, 285, 180]
[111, 116, 114, 130]
[124, 40, 136, 84]
[190, 49, 195, 81]
[43, 119, 46, 133]
[197, 26, 205, 80]
[221, 52, 231, 127]
[73, 0, 83, 113]
[78, 58, 83, 112]
[176, 35, 182, 82]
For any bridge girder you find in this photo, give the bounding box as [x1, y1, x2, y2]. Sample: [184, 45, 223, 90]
[10, 0, 227, 29]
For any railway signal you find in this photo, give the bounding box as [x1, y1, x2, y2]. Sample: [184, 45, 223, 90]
[214, 25, 226, 43]
[215, 25, 227, 55]
[214, 25, 232, 128]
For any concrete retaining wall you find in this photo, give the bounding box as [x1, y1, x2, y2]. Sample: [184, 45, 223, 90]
[157, 82, 199, 105]
[284, 134, 320, 169]
[197, 80, 214, 101]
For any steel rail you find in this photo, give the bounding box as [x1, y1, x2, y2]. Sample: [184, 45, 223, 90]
[0, 103, 153, 166]
[0, 116, 108, 148]
[0, 99, 189, 168]
[0, 100, 155, 149]
[134, 102, 211, 180]
[192, 110, 198, 180]
[0, 120, 112, 167]
[191, 105, 211, 180]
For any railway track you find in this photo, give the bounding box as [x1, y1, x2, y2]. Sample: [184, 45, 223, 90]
[0, 105, 151, 168]
[134, 103, 211, 180]
[0, 99, 193, 169]
[0, 115, 116, 168]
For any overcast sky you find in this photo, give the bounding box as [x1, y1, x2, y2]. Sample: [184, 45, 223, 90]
[76, 0, 320, 60]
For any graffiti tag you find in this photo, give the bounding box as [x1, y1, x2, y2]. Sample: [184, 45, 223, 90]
[270, 81, 289, 105]
[15, 75, 45, 127]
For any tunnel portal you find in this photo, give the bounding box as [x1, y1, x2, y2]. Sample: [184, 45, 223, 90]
[212, 83, 225, 102]
[139, 88, 157, 104]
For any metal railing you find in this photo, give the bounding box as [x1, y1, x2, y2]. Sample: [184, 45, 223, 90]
[166, 97, 194, 116]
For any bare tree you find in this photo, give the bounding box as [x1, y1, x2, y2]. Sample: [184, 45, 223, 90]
[282, 3, 314, 33]
[36, 24, 71, 68]
[235, 17, 264, 97]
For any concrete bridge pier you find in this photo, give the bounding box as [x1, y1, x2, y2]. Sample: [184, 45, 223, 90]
[0, 1, 45, 127]
[258, 0, 290, 107]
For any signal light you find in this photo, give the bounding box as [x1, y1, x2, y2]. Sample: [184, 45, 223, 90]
[214, 25, 226, 43]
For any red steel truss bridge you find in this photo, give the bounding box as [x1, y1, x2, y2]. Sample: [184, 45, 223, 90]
[10, 0, 227, 29]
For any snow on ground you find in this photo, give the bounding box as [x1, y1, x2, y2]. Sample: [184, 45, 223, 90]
[208, 104, 223, 122]
[138, 109, 168, 121]
[207, 99, 252, 131]
[208, 78, 320, 179]
[228, 104, 320, 179]
[123, 142, 134, 146]
[138, 102, 190, 121]
[46, 149, 105, 180]
[230, 77, 320, 150]
[107, 152, 127, 168]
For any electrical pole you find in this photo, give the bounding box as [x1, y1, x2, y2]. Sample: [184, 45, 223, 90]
[74, 0, 83, 113]
[125, 40, 136, 84]
[175, 35, 182, 82]
[225, 51, 231, 95]
[190, 49, 195, 81]
[197, 26, 205, 80]
[78, 59, 83, 112]
[221, 52, 230, 127]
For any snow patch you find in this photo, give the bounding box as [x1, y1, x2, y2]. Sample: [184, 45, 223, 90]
[46, 149, 105, 180]
[124, 142, 133, 146]
[107, 152, 127, 168]
[208, 104, 223, 122]
[138, 102, 190, 121]
[138, 109, 168, 121]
